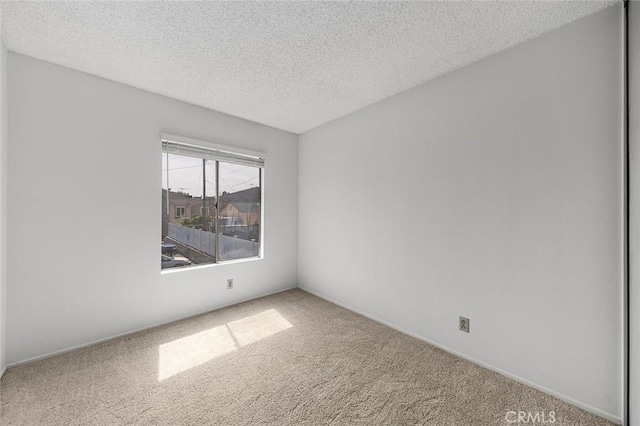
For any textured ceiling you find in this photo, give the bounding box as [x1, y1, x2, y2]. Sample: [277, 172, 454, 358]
[1, 1, 615, 134]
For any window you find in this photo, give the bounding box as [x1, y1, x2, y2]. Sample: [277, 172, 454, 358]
[161, 135, 264, 270]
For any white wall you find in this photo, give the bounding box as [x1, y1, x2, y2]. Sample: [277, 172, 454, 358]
[6, 53, 298, 365]
[299, 5, 623, 422]
[629, 1, 639, 424]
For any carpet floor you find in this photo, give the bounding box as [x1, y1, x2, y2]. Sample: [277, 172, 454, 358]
[0, 289, 614, 425]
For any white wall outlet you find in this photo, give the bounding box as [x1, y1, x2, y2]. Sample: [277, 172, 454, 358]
[227, 279, 233, 289]
[459, 316, 470, 333]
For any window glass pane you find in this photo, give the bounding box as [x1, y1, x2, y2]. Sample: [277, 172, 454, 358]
[218, 162, 261, 261]
[161, 153, 216, 269]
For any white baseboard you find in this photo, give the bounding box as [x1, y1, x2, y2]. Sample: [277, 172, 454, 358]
[0, 366, 6, 380]
[299, 286, 622, 425]
[8, 285, 298, 369]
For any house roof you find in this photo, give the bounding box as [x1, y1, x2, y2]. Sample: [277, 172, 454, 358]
[221, 187, 260, 204]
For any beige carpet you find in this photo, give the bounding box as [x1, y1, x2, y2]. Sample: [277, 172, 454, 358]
[0, 289, 614, 425]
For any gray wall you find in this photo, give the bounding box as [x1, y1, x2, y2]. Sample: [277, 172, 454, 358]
[6, 52, 298, 364]
[299, 5, 623, 422]
[629, 1, 639, 424]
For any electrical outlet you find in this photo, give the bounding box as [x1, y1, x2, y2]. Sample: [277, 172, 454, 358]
[459, 316, 470, 333]
[227, 279, 233, 289]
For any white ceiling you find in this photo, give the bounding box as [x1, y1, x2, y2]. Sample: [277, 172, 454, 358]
[0, 1, 615, 134]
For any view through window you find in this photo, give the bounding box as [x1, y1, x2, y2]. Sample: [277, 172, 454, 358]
[161, 139, 263, 270]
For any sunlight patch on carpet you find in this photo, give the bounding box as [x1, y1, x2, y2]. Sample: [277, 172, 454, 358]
[158, 309, 292, 381]
[227, 308, 293, 346]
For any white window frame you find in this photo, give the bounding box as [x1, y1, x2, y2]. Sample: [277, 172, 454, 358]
[161, 133, 265, 271]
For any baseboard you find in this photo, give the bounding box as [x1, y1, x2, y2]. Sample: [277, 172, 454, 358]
[8, 285, 298, 369]
[299, 286, 623, 425]
[0, 366, 6, 380]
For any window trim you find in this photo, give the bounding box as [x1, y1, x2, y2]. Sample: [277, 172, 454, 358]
[175, 206, 186, 219]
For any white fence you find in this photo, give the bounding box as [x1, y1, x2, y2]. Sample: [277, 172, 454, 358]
[168, 223, 259, 260]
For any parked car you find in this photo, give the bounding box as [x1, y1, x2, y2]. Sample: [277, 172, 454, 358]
[162, 242, 177, 255]
[161, 254, 191, 269]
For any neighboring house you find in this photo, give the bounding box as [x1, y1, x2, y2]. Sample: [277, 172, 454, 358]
[161, 189, 216, 237]
[219, 201, 260, 227]
[162, 187, 260, 241]
[219, 187, 261, 241]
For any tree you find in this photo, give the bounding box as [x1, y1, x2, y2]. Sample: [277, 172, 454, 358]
[181, 215, 214, 232]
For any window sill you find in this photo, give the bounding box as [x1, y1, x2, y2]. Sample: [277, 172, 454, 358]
[160, 255, 263, 275]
